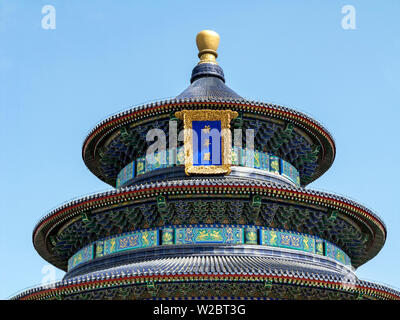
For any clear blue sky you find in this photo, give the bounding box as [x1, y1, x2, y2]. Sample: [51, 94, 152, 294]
[1, 1, 400, 299]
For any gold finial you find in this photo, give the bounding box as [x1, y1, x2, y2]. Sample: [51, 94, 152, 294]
[196, 30, 220, 65]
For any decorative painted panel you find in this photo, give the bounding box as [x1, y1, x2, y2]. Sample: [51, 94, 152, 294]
[96, 240, 104, 258]
[136, 157, 147, 176]
[176, 146, 185, 165]
[101, 230, 158, 256]
[161, 228, 174, 245]
[243, 149, 255, 168]
[175, 227, 244, 244]
[269, 155, 280, 174]
[68, 244, 94, 270]
[261, 230, 315, 254]
[260, 152, 270, 171]
[147, 150, 168, 172]
[253, 151, 262, 170]
[232, 146, 240, 165]
[67, 225, 352, 271]
[315, 239, 325, 256]
[116, 161, 135, 188]
[281, 159, 300, 186]
[245, 227, 258, 244]
[117, 148, 301, 187]
[325, 242, 351, 265]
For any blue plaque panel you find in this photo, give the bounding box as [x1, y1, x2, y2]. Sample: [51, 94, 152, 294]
[192, 121, 222, 166]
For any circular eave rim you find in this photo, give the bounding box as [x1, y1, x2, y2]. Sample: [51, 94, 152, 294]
[32, 179, 386, 272]
[81, 98, 336, 187]
[12, 273, 400, 301]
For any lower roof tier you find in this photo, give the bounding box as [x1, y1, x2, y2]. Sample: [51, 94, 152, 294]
[11, 253, 400, 300]
[82, 98, 335, 187]
[33, 178, 386, 271]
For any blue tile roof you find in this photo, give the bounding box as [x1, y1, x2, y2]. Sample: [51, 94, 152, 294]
[176, 63, 242, 99]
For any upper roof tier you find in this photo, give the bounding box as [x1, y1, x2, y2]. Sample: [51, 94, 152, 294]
[176, 30, 242, 99]
[82, 30, 336, 187]
[176, 63, 242, 99]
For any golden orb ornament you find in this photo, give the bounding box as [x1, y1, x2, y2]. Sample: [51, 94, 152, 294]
[196, 30, 220, 65]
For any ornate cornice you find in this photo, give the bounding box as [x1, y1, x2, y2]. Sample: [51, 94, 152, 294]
[82, 99, 336, 186]
[12, 273, 400, 301]
[32, 179, 385, 271]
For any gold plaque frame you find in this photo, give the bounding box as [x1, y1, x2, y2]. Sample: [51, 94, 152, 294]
[175, 109, 238, 175]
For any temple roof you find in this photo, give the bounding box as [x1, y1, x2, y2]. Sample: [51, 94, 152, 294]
[82, 98, 336, 187]
[11, 254, 400, 300]
[70, 255, 350, 281]
[176, 63, 242, 99]
[33, 177, 386, 271]
[176, 30, 242, 100]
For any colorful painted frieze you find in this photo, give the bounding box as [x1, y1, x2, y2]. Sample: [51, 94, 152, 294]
[161, 228, 174, 245]
[147, 150, 169, 171]
[176, 146, 185, 166]
[245, 227, 258, 244]
[244, 149, 255, 168]
[260, 152, 269, 171]
[325, 242, 351, 266]
[95, 240, 104, 258]
[280, 159, 300, 186]
[261, 229, 315, 254]
[301, 234, 315, 253]
[68, 244, 94, 271]
[315, 239, 325, 256]
[101, 230, 158, 256]
[68, 226, 351, 271]
[253, 151, 262, 170]
[122, 148, 300, 186]
[296, 175, 300, 186]
[232, 146, 240, 165]
[175, 227, 244, 244]
[136, 156, 147, 176]
[269, 155, 280, 174]
[116, 161, 135, 188]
